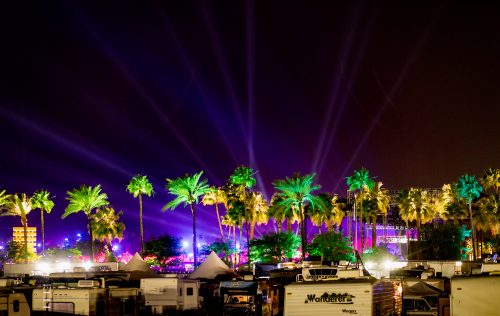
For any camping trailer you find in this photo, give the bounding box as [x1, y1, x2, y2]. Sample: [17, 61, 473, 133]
[284, 278, 402, 316]
[450, 275, 500, 316]
[140, 277, 200, 314]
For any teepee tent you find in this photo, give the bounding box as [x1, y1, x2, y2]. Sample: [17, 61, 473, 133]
[189, 251, 238, 279]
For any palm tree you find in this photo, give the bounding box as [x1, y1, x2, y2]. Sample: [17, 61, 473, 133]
[202, 186, 227, 242]
[62, 185, 109, 262]
[409, 188, 435, 242]
[455, 174, 483, 261]
[482, 168, 500, 194]
[364, 182, 390, 248]
[268, 194, 299, 233]
[244, 191, 269, 240]
[163, 171, 209, 267]
[0, 189, 10, 209]
[273, 172, 324, 261]
[227, 165, 257, 267]
[438, 184, 468, 224]
[1, 193, 33, 263]
[346, 168, 375, 253]
[477, 194, 500, 235]
[126, 174, 154, 255]
[31, 190, 55, 254]
[309, 193, 345, 233]
[91, 206, 125, 257]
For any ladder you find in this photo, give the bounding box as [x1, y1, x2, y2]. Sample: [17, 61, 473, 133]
[42, 285, 52, 311]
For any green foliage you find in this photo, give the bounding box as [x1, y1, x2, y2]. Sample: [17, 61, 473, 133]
[127, 174, 154, 197]
[229, 166, 257, 189]
[361, 246, 396, 262]
[143, 234, 183, 263]
[5, 240, 38, 263]
[272, 173, 323, 212]
[455, 174, 483, 204]
[91, 206, 125, 243]
[31, 190, 55, 214]
[346, 168, 375, 192]
[249, 232, 300, 263]
[308, 231, 354, 262]
[63, 185, 109, 218]
[0, 189, 10, 209]
[163, 171, 210, 210]
[45, 246, 83, 261]
[419, 223, 469, 260]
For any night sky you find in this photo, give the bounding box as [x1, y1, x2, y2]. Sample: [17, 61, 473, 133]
[1, 1, 499, 252]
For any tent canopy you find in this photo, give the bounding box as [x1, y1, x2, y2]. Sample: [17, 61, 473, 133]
[189, 251, 238, 279]
[123, 252, 152, 272]
[403, 281, 443, 296]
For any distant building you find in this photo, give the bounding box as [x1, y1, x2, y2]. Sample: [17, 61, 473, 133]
[12, 227, 37, 253]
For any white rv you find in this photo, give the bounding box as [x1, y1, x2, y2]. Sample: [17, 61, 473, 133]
[140, 277, 200, 314]
[284, 277, 402, 316]
[450, 275, 500, 316]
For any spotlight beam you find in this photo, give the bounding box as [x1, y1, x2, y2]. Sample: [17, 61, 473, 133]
[333, 3, 446, 192]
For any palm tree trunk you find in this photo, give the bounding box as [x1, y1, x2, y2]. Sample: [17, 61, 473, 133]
[299, 204, 306, 261]
[139, 193, 144, 256]
[22, 217, 28, 263]
[190, 203, 197, 267]
[246, 222, 250, 270]
[233, 225, 237, 268]
[287, 219, 291, 232]
[360, 197, 364, 253]
[469, 202, 477, 261]
[250, 220, 256, 240]
[372, 217, 377, 249]
[41, 209, 45, 254]
[215, 203, 225, 241]
[88, 216, 95, 262]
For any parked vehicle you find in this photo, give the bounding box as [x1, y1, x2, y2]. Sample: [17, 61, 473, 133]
[284, 277, 402, 316]
[450, 275, 500, 316]
[220, 280, 261, 316]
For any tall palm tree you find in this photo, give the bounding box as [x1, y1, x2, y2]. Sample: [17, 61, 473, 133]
[126, 174, 154, 256]
[455, 174, 483, 261]
[476, 194, 500, 235]
[408, 188, 435, 242]
[163, 171, 209, 267]
[346, 168, 375, 253]
[1, 193, 33, 263]
[364, 182, 390, 248]
[482, 168, 500, 194]
[202, 186, 227, 242]
[227, 166, 257, 266]
[244, 191, 268, 240]
[31, 190, 55, 254]
[91, 206, 125, 256]
[273, 172, 324, 261]
[62, 185, 109, 262]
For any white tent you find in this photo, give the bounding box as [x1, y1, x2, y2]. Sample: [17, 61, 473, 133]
[123, 252, 152, 272]
[189, 251, 236, 279]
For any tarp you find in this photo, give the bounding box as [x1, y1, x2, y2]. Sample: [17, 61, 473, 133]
[189, 251, 237, 279]
[403, 281, 443, 296]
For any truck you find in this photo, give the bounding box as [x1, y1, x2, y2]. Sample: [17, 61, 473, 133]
[450, 275, 500, 316]
[220, 280, 261, 316]
[284, 277, 402, 316]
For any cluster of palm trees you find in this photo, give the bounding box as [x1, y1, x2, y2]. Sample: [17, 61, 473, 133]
[1, 166, 498, 265]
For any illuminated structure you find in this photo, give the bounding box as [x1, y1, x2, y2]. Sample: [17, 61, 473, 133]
[12, 227, 37, 253]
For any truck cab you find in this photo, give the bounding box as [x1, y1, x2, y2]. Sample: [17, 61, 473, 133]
[403, 296, 438, 316]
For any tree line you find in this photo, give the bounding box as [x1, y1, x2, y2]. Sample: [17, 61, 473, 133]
[1, 166, 499, 264]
